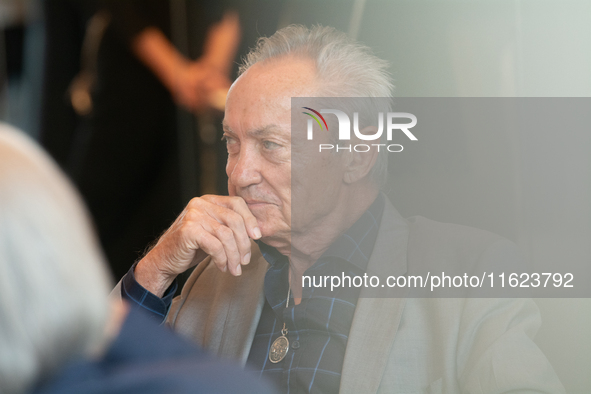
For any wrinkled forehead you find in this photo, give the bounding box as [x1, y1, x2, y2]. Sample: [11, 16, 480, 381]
[222, 95, 291, 138]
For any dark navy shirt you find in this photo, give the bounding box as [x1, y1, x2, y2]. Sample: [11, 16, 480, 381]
[121, 194, 384, 394]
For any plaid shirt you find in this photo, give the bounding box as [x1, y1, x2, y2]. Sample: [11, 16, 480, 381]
[122, 195, 384, 393]
[246, 194, 384, 393]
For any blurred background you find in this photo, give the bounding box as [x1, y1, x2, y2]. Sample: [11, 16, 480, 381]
[1, 0, 589, 392]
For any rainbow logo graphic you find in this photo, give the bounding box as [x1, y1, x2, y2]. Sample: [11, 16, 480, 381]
[302, 107, 328, 131]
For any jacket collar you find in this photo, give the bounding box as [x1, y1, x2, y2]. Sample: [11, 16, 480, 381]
[339, 198, 410, 394]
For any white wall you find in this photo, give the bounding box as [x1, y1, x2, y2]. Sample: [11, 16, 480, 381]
[360, 1, 591, 392]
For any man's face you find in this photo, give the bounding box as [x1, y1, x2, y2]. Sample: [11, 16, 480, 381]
[222, 57, 316, 248]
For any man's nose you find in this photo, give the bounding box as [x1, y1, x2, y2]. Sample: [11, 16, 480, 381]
[228, 146, 262, 188]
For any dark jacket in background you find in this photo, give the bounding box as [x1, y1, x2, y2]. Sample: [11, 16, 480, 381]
[40, 0, 224, 280]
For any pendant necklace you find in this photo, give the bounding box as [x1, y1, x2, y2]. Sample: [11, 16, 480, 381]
[268, 286, 291, 363]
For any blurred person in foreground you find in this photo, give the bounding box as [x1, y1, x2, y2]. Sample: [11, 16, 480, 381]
[115, 25, 565, 393]
[0, 122, 274, 394]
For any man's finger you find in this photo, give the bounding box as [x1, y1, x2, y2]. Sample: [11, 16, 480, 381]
[221, 209, 254, 266]
[194, 229, 229, 273]
[212, 222, 242, 276]
[200, 217, 242, 276]
[199, 198, 253, 267]
[203, 195, 262, 240]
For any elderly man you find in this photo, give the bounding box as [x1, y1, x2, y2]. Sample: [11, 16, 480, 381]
[118, 25, 564, 393]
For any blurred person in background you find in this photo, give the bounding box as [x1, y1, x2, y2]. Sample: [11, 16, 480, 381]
[0, 122, 274, 394]
[40, 0, 240, 280]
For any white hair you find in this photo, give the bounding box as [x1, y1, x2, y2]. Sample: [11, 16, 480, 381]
[239, 24, 394, 187]
[0, 123, 112, 394]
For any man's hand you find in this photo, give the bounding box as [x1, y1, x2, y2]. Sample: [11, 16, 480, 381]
[134, 195, 261, 297]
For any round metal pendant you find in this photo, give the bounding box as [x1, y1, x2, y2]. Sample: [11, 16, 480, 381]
[269, 335, 289, 363]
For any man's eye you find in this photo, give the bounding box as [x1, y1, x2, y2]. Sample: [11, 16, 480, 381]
[222, 135, 235, 144]
[263, 140, 280, 150]
[222, 135, 240, 154]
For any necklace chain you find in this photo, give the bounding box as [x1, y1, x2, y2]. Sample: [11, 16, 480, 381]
[285, 286, 291, 308]
[281, 286, 291, 336]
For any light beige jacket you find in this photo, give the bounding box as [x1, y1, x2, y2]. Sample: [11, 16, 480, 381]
[118, 199, 565, 393]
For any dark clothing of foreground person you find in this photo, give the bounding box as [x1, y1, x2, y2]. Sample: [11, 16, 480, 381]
[33, 307, 275, 394]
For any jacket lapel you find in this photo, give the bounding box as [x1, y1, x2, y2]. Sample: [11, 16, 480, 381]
[217, 251, 268, 364]
[339, 199, 409, 394]
[170, 242, 268, 365]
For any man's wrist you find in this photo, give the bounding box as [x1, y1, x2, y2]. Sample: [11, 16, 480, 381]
[134, 255, 176, 298]
[121, 262, 176, 322]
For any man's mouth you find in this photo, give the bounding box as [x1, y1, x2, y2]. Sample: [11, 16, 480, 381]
[244, 199, 273, 208]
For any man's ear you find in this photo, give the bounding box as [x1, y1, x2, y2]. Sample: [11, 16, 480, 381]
[343, 126, 379, 184]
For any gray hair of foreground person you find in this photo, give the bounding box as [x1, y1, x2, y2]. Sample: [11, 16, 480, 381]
[0, 123, 113, 394]
[240, 24, 394, 187]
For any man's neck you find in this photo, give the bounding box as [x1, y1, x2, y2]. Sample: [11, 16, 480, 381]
[286, 186, 379, 297]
